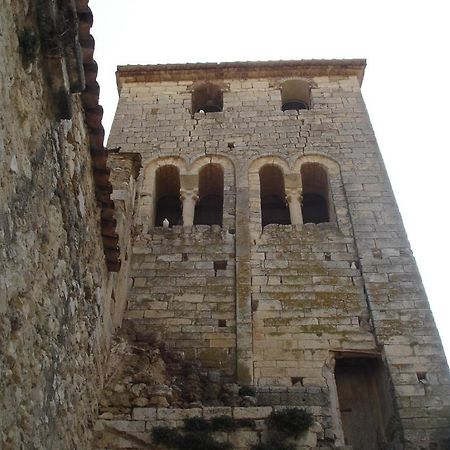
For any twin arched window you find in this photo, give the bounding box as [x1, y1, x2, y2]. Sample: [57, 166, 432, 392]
[152, 161, 331, 229]
[154, 163, 224, 227]
[259, 162, 330, 227]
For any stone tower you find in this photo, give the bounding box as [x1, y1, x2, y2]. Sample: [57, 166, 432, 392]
[104, 60, 450, 449]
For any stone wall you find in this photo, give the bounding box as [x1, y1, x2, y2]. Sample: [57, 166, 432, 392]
[126, 226, 236, 376]
[252, 224, 375, 387]
[94, 406, 325, 450]
[108, 62, 450, 448]
[0, 1, 126, 449]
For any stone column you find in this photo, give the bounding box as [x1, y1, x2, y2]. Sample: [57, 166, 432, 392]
[285, 187, 303, 225]
[180, 188, 198, 226]
[139, 190, 153, 232]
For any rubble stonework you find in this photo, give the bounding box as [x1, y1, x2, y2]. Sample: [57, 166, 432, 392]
[101, 61, 450, 449]
[0, 1, 130, 449]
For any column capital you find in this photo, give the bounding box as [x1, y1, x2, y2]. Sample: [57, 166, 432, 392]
[179, 187, 199, 202]
[285, 187, 302, 203]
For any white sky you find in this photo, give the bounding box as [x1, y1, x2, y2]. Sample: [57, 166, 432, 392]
[90, 0, 450, 361]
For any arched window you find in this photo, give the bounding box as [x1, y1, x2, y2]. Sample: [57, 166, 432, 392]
[259, 165, 291, 227]
[301, 163, 329, 223]
[192, 82, 223, 113]
[194, 164, 223, 226]
[280, 79, 310, 111]
[154, 165, 182, 227]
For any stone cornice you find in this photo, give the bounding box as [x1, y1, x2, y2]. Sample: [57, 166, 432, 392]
[116, 59, 366, 89]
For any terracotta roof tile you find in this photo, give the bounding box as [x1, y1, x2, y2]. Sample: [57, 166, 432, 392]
[76, 0, 120, 272]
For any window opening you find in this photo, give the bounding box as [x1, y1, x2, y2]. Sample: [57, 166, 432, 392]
[259, 165, 290, 227]
[154, 165, 182, 227]
[280, 79, 310, 111]
[194, 163, 224, 226]
[301, 163, 329, 223]
[192, 83, 223, 113]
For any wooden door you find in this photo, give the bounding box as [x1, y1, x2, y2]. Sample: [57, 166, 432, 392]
[335, 358, 387, 450]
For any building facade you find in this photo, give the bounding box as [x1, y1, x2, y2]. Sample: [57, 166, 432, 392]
[102, 60, 450, 449]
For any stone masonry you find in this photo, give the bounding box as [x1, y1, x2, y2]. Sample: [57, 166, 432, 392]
[103, 60, 450, 449]
[1, 2, 449, 447]
[0, 1, 131, 448]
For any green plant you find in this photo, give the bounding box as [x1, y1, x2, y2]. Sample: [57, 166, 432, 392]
[267, 408, 314, 438]
[152, 426, 182, 447]
[210, 415, 238, 432]
[238, 385, 256, 397]
[251, 441, 296, 450]
[236, 418, 257, 429]
[153, 414, 260, 450]
[183, 416, 211, 432]
[182, 432, 232, 450]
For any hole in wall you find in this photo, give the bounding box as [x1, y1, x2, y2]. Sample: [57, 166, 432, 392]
[280, 79, 311, 111]
[291, 377, 304, 386]
[218, 319, 227, 328]
[214, 261, 227, 271]
[192, 82, 223, 114]
[416, 372, 427, 382]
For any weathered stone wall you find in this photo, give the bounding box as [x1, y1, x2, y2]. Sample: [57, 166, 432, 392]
[126, 227, 236, 376]
[94, 406, 324, 450]
[108, 64, 450, 448]
[108, 153, 142, 330]
[0, 2, 126, 449]
[252, 224, 375, 387]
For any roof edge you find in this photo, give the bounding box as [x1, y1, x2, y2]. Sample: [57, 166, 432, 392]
[116, 59, 367, 89]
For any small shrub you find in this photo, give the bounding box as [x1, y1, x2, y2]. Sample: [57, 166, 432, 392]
[183, 416, 211, 432]
[182, 431, 232, 450]
[153, 414, 259, 450]
[251, 441, 296, 450]
[238, 385, 256, 397]
[237, 418, 257, 429]
[267, 408, 314, 438]
[152, 426, 182, 447]
[210, 415, 238, 432]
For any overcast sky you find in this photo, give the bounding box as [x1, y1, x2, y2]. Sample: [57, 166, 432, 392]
[90, 0, 450, 361]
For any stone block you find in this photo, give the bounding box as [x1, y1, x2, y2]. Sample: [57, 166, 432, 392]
[233, 406, 272, 419]
[132, 408, 157, 421]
